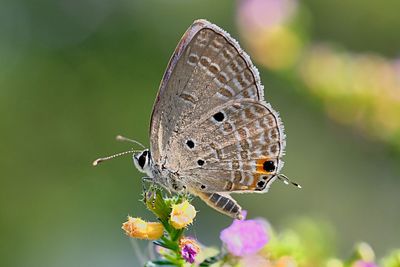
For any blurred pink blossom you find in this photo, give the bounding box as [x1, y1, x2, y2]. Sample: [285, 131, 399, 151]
[220, 211, 269, 257]
[352, 260, 378, 267]
[238, 0, 297, 29]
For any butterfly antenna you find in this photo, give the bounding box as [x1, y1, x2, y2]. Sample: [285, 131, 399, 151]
[92, 150, 138, 166]
[116, 135, 146, 149]
[277, 174, 302, 189]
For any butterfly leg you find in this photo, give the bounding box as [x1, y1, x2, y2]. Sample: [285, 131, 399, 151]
[196, 191, 243, 220]
[141, 176, 171, 196]
[141, 176, 155, 190]
[141, 176, 151, 191]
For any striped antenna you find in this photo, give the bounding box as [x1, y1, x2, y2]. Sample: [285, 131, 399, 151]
[277, 174, 302, 189]
[116, 135, 145, 149]
[92, 150, 138, 166]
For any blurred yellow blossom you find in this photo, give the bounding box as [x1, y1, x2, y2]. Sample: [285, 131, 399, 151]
[122, 216, 164, 240]
[299, 46, 400, 146]
[355, 242, 376, 263]
[274, 256, 297, 267]
[326, 258, 344, 267]
[170, 200, 196, 229]
[237, 0, 303, 70]
[239, 253, 271, 267]
[247, 26, 302, 70]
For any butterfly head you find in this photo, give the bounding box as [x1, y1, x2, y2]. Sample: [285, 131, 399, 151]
[133, 149, 151, 174]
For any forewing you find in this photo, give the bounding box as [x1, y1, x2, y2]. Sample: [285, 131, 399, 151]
[173, 99, 285, 193]
[150, 19, 264, 163]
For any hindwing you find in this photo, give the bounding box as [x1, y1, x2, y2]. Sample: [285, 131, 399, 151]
[172, 99, 285, 193]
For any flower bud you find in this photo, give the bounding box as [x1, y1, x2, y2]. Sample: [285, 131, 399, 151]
[144, 189, 171, 220]
[122, 216, 164, 240]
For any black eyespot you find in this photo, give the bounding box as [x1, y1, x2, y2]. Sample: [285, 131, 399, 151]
[213, 112, 225, 122]
[186, 140, 195, 149]
[263, 160, 275, 172]
[200, 184, 206, 189]
[257, 180, 265, 188]
[197, 159, 205, 166]
[138, 151, 147, 168]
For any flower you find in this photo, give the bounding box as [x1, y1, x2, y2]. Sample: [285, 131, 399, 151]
[220, 211, 269, 257]
[274, 256, 298, 267]
[239, 253, 271, 267]
[237, 0, 303, 70]
[179, 237, 200, 264]
[382, 249, 400, 267]
[169, 200, 196, 229]
[122, 216, 164, 240]
[352, 261, 378, 267]
[238, 0, 297, 29]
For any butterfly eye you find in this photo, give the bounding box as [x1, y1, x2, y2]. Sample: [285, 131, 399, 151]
[263, 160, 276, 172]
[213, 112, 225, 122]
[138, 151, 148, 169]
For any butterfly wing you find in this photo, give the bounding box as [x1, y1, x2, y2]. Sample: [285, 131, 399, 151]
[149, 19, 285, 219]
[173, 98, 285, 193]
[150, 19, 264, 164]
[169, 98, 285, 219]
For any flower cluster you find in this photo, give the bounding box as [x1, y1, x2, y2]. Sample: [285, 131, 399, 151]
[122, 188, 400, 266]
[122, 188, 199, 266]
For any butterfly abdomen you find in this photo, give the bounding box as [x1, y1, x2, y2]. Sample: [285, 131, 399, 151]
[197, 191, 243, 219]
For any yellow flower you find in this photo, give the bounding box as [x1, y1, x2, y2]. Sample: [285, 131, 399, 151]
[170, 200, 196, 229]
[122, 216, 164, 240]
[274, 256, 297, 267]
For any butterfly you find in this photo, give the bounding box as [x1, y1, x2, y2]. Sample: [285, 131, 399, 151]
[94, 19, 299, 219]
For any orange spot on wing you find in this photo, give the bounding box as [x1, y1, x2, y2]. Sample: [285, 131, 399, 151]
[255, 158, 272, 174]
[250, 173, 263, 188]
[250, 158, 274, 188]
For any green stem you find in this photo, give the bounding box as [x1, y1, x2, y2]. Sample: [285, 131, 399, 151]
[160, 236, 179, 251]
[171, 229, 184, 242]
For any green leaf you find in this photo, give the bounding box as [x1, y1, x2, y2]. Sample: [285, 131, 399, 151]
[171, 228, 184, 242]
[159, 236, 179, 251]
[153, 240, 175, 251]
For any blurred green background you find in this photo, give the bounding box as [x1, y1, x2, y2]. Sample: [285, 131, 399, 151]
[1, 0, 399, 266]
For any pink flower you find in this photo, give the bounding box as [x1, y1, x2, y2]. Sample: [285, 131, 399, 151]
[179, 237, 200, 264]
[238, 0, 297, 29]
[239, 254, 271, 266]
[352, 260, 378, 267]
[219, 211, 269, 256]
